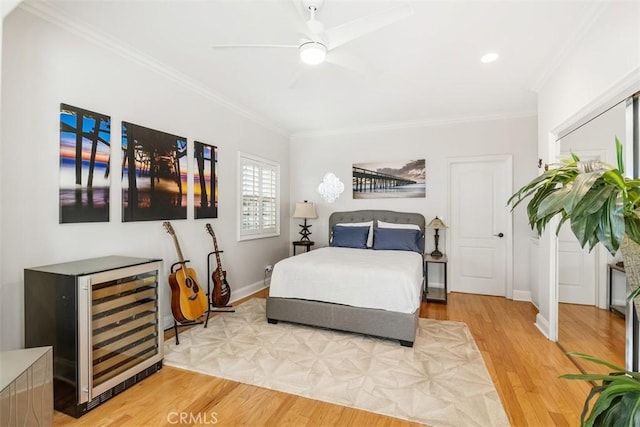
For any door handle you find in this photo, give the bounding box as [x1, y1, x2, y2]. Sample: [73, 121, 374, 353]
[494, 233, 504, 238]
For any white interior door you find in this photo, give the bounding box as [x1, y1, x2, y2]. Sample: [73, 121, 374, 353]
[449, 156, 512, 297]
[557, 150, 606, 306]
[558, 219, 598, 305]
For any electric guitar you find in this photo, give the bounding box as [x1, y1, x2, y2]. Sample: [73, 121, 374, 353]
[163, 222, 208, 322]
[205, 223, 231, 307]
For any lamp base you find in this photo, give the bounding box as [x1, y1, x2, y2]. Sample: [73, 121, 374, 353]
[299, 220, 312, 241]
[430, 250, 443, 259]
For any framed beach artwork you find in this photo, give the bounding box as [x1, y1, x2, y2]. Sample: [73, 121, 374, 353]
[59, 103, 111, 223]
[121, 122, 187, 222]
[193, 141, 218, 219]
[353, 159, 426, 199]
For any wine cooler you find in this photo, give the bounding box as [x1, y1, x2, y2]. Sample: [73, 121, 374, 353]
[24, 256, 163, 418]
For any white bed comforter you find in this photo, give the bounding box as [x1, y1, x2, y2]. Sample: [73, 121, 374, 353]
[268, 247, 423, 314]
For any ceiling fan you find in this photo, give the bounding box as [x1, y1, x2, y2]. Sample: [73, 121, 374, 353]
[211, 0, 414, 82]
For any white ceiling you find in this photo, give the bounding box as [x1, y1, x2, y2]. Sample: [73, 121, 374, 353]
[35, 0, 604, 135]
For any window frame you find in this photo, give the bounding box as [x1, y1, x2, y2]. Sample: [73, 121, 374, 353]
[237, 152, 281, 241]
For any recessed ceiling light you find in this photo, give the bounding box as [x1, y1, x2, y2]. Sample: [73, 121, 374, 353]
[480, 52, 499, 63]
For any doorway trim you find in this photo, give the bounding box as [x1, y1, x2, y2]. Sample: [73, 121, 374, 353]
[446, 154, 514, 299]
[546, 73, 640, 344]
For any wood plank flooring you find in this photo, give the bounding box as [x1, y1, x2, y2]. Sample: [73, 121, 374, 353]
[53, 290, 592, 426]
[558, 302, 625, 375]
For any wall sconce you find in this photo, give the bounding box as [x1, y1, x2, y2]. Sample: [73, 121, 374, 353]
[292, 200, 318, 241]
[426, 216, 447, 258]
[317, 172, 344, 203]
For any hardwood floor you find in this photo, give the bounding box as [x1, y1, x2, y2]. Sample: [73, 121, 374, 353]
[53, 290, 592, 426]
[558, 302, 625, 375]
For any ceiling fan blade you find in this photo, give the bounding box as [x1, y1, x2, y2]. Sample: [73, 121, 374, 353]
[323, 3, 414, 51]
[288, 68, 302, 88]
[211, 43, 298, 49]
[325, 50, 375, 77]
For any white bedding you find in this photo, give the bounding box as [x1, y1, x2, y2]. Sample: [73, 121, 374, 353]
[268, 247, 423, 314]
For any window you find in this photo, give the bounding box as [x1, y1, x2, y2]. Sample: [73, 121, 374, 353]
[238, 152, 280, 240]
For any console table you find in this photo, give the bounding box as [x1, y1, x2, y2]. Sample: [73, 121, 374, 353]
[608, 262, 626, 318]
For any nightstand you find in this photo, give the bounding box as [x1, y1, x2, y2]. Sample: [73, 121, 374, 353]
[292, 240, 314, 255]
[424, 254, 448, 303]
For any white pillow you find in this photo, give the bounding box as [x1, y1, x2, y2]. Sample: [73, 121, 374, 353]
[335, 221, 374, 247]
[377, 220, 421, 231]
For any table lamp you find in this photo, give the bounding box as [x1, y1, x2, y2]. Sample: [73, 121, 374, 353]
[292, 201, 318, 241]
[427, 216, 447, 258]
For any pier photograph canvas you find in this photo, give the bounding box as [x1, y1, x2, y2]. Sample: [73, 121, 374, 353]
[121, 122, 187, 222]
[353, 159, 426, 199]
[59, 103, 111, 223]
[193, 141, 218, 219]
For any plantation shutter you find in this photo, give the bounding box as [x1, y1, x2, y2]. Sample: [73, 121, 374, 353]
[239, 153, 280, 240]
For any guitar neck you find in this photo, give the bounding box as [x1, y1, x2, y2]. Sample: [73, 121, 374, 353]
[170, 234, 187, 268]
[206, 225, 224, 274]
[212, 238, 223, 270]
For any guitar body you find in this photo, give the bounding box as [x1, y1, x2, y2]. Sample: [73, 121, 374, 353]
[163, 221, 208, 323]
[212, 268, 231, 307]
[206, 223, 232, 308]
[168, 267, 208, 323]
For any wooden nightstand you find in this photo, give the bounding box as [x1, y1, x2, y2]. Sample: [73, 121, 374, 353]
[424, 254, 448, 303]
[292, 240, 314, 255]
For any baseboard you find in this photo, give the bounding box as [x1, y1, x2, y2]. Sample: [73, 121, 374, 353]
[535, 313, 550, 339]
[512, 290, 532, 302]
[230, 279, 269, 303]
[162, 279, 269, 330]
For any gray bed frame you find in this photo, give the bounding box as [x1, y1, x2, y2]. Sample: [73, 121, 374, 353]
[266, 210, 425, 347]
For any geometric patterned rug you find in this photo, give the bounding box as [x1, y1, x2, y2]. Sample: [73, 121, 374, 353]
[163, 298, 510, 427]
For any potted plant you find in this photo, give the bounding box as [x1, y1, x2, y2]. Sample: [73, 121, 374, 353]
[560, 352, 640, 426]
[508, 138, 640, 426]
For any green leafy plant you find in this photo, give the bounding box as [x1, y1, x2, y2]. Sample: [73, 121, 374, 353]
[509, 138, 640, 425]
[508, 137, 640, 300]
[560, 353, 640, 427]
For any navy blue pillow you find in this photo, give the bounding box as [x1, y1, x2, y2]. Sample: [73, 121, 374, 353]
[373, 228, 424, 253]
[330, 226, 370, 249]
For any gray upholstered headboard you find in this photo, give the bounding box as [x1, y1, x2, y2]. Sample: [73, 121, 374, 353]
[328, 210, 426, 248]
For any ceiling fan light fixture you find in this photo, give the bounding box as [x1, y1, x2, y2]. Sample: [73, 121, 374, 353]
[299, 42, 327, 65]
[480, 52, 499, 63]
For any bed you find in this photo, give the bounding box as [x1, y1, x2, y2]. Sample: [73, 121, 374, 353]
[266, 210, 425, 347]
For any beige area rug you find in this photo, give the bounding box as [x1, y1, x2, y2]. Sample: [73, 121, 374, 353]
[163, 298, 509, 427]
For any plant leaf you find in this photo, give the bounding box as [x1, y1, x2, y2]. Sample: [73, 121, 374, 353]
[537, 186, 572, 218]
[616, 136, 624, 175]
[566, 352, 626, 371]
[564, 170, 606, 213]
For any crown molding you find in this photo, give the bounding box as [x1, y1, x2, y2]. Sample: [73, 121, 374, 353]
[18, 0, 289, 138]
[529, 1, 609, 93]
[290, 110, 537, 140]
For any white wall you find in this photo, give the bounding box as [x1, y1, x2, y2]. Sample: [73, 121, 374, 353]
[536, 1, 640, 339]
[0, 7, 291, 350]
[290, 115, 537, 296]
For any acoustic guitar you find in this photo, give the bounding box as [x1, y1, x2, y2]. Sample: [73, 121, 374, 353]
[163, 221, 208, 322]
[205, 223, 231, 307]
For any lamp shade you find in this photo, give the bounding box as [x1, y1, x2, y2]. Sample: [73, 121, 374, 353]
[292, 201, 318, 219]
[427, 216, 447, 229]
